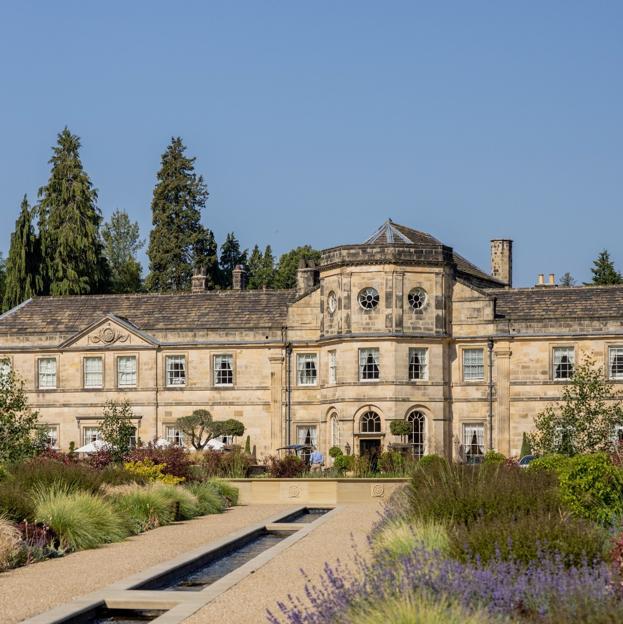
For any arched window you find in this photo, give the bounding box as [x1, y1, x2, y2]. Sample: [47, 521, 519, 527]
[329, 413, 340, 447]
[407, 410, 426, 459]
[360, 411, 381, 433]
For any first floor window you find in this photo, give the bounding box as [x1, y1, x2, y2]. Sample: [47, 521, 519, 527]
[46, 425, 59, 449]
[409, 348, 428, 380]
[407, 411, 426, 459]
[117, 356, 137, 387]
[297, 354, 318, 386]
[165, 425, 184, 446]
[38, 358, 57, 389]
[463, 348, 484, 381]
[83, 427, 101, 445]
[360, 411, 381, 433]
[166, 355, 186, 386]
[214, 354, 234, 386]
[0, 358, 11, 379]
[328, 350, 337, 385]
[84, 357, 103, 388]
[297, 425, 318, 463]
[359, 348, 380, 381]
[463, 423, 485, 464]
[553, 347, 575, 380]
[609, 347, 623, 380]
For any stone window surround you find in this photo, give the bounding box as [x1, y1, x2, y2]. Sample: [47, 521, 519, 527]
[607, 344, 623, 381]
[36, 355, 60, 391]
[83, 355, 104, 390]
[164, 353, 188, 388]
[213, 353, 236, 387]
[116, 353, 140, 389]
[296, 352, 319, 386]
[550, 344, 575, 382]
[459, 346, 486, 383]
[408, 347, 429, 381]
[46, 424, 60, 449]
[359, 347, 380, 382]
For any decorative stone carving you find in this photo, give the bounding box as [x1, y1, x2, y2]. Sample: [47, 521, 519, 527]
[89, 324, 130, 346]
[288, 485, 301, 498]
[371, 484, 384, 498]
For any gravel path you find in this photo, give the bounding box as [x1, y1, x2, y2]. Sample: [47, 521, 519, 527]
[185, 503, 383, 624]
[0, 504, 294, 624]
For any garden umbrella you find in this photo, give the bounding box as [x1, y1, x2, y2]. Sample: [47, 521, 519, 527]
[74, 439, 109, 454]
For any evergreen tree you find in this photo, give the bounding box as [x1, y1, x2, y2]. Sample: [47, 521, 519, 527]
[589, 250, 622, 285]
[274, 245, 321, 289]
[246, 245, 264, 289]
[0, 253, 5, 311]
[219, 232, 247, 288]
[146, 137, 217, 291]
[37, 128, 108, 295]
[3, 196, 42, 311]
[559, 272, 576, 287]
[258, 245, 275, 288]
[102, 209, 144, 293]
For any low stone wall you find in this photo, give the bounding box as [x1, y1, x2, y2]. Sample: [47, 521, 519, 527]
[226, 478, 409, 505]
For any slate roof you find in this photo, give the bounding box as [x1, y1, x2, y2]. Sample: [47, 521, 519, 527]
[0, 290, 297, 335]
[488, 286, 623, 320]
[365, 220, 504, 287]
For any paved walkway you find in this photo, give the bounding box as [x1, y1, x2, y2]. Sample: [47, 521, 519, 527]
[0, 504, 293, 624]
[186, 503, 382, 624]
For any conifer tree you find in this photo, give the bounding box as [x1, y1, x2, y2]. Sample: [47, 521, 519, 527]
[37, 128, 108, 295]
[589, 250, 622, 285]
[0, 253, 5, 311]
[559, 272, 576, 287]
[3, 196, 42, 311]
[258, 245, 275, 288]
[102, 209, 144, 293]
[219, 232, 247, 288]
[146, 137, 217, 291]
[246, 245, 264, 289]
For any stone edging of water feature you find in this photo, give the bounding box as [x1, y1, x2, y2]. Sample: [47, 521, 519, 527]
[21, 506, 339, 624]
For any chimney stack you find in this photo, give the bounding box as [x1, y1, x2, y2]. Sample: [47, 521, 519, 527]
[548, 273, 555, 286]
[232, 265, 247, 290]
[490, 239, 513, 287]
[191, 266, 207, 293]
[296, 258, 318, 296]
[537, 274, 545, 286]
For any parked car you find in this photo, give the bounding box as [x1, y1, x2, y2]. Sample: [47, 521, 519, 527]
[518, 454, 537, 468]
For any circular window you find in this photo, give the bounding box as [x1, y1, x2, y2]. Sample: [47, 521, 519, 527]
[327, 291, 337, 314]
[358, 287, 380, 310]
[408, 288, 427, 311]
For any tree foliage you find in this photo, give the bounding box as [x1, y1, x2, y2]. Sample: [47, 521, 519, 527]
[0, 369, 45, 463]
[3, 196, 43, 311]
[102, 209, 144, 293]
[559, 272, 576, 287]
[219, 232, 247, 288]
[247, 244, 275, 289]
[146, 137, 217, 291]
[99, 399, 136, 462]
[175, 409, 244, 450]
[589, 250, 622, 285]
[529, 357, 623, 455]
[0, 253, 5, 311]
[37, 128, 108, 295]
[274, 245, 321, 289]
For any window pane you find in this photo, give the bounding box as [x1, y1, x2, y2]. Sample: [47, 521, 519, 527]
[463, 424, 485, 464]
[409, 348, 428, 380]
[84, 357, 103, 388]
[38, 358, 57, 389]
[0, 358, 11, 379]
[463, 349, 484, 381]
[359, 348, 380, 380]
[165, 426, 184, 446]
[214, 354, 234, 386]
[83, 427, 101, 445]
[360, 411, 381, 433]
[46, 426, 59, 449]
[609, 347, 623, 380]
[330, 414, 339, 447]
[296, 425, 317, 463]
[297, 354, 317, 385]
[329, 351, 337, 385]
[407, 411, 426, 459]
[553, 347, 575, 379]
[166, 356, 186, 386]
[117, 356, 137, 387]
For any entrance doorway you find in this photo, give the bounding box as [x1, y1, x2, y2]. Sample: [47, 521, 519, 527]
[359, 438, 381, 470]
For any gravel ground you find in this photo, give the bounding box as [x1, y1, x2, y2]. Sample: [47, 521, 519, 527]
[185, 503, 383, 624]
[0, 504, 294, 624]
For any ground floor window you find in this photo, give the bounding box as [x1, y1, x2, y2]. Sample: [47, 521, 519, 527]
[83, 427, 101, 445]
[297, 425, 318, 463]
[329, 413, 339, 448]
[360, 411, 381, 433]
[407, 411, 425, 459]
[46, 425, 59, 449]
[463, 423, 485, 464]
[165, 425, 184, 446]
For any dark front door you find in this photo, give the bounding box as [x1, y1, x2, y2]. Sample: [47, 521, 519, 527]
[359, 438, 381, 470]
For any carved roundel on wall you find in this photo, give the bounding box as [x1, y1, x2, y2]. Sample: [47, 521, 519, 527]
[327, 291, 337, 315]
[358, 287, 379, 310]
[408, 288, 428, 311]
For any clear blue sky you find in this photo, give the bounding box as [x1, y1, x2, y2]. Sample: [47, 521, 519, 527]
[1, 1, 622, 287]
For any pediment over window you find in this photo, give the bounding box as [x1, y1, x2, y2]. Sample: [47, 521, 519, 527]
[59, 314, 159, 349]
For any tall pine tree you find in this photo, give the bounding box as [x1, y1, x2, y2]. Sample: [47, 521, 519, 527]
[590, 250, 622, 285]
[0, 253, 5, 311]
[37, 128, 108, 295]
[246, 245, 263, 289]
[219, 232, 247, 288]
[3, 196, 42, 311]
[146, 138, 217, 291]
[274, 245, 321, 289]
[102, 209, 144, 293]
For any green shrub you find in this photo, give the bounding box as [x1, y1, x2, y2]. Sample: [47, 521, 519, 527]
[334, 454, 355, 472]
[153, 484, 200, 520]
[186, 482, 227, 514]
[108, 485, 174, 534]
[329, 446, 343, 458]
[416, 454, 448, 471]
[123, 459, 185, 484]
[528, 454, 571, 475]
[389, 420, 412, 438]
[558, 453, 623, 525]
[34, 487, 127, 551]
[206, 479, 239, 506]
[377, 451, 417, 475]
[265, 454, 305, 478]
[483, 450, 506, 464]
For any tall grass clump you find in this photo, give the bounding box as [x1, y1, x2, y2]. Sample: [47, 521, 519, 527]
[206, 479, 239, 506]
[0, 516, 21, 571]
[186, 482, 227, 514]
[373, 519, 450, 560]
[153, 484, 200, 520]
[33, 486, 127, 551]
[107, 484, 175, 534]
[9, 459, 104, 494]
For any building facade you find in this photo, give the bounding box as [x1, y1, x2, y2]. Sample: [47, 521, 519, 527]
[1, 219, 623, 461]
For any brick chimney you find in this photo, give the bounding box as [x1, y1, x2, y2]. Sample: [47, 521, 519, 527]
[296, 259, 318, 296]
[191, 266, 207, 293]
[490, 239, 513, 287]
[232, 265, 247, 290]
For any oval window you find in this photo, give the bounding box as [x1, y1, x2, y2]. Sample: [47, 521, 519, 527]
[327, 291, 337, 314]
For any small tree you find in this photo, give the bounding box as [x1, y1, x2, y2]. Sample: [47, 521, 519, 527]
[559, 272, 576, 287]
[529, 357, 623, 455]
[176, 410, 245, 450]
[589, 250, 622, 285]
[520, 432, 532, 457]
[0, 369, 45, 463]
[100, 399, 136, 461]
[390, 420, 411, 442]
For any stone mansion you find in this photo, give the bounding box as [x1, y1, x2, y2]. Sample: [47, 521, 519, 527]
[1, 219, 623, 462]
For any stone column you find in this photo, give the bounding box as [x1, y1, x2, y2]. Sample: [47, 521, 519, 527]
[494, 342, 512, 455]
[269, 353, 284, 452]
[393, 271, 404, 333]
